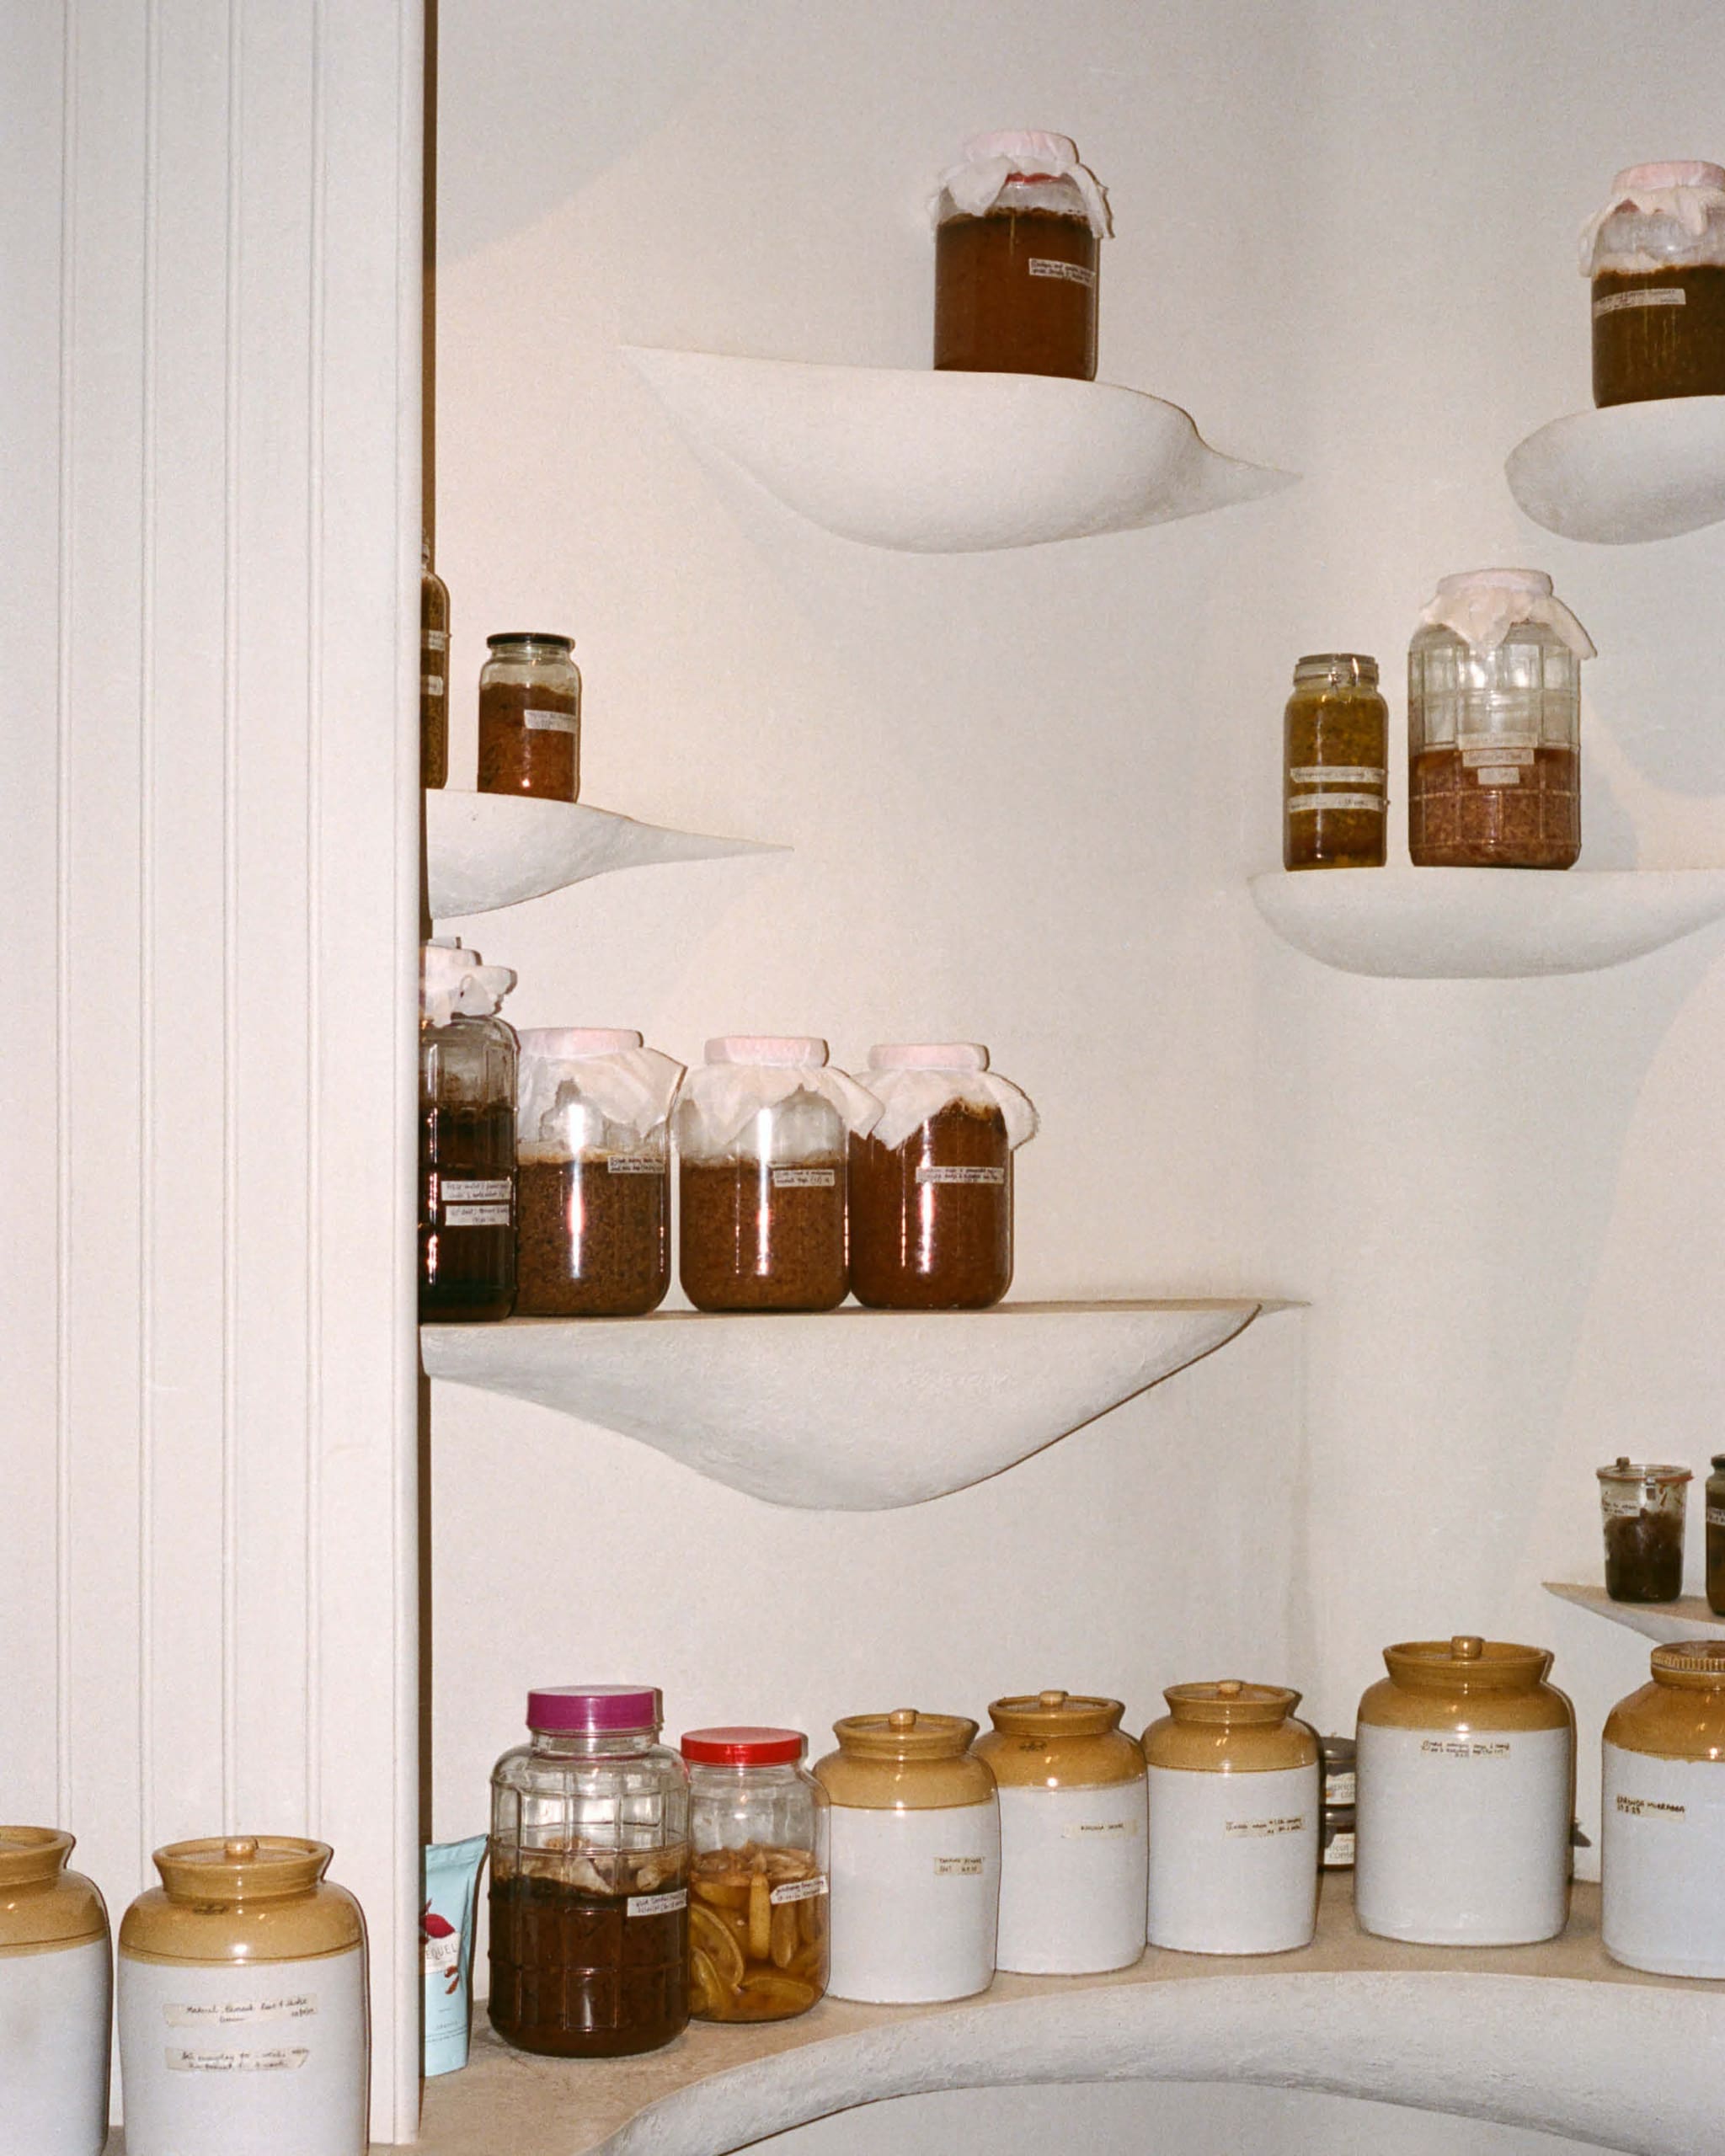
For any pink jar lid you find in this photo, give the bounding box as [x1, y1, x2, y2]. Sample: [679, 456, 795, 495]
[1611, 161, 1725, 194]
[518, 1027, 644, 1059]
[681, 1726, 806, 1766]
[704, 1036, 827, 1067]
[527, 1685, 662, 1734]
[868, 1043, 990, 1072]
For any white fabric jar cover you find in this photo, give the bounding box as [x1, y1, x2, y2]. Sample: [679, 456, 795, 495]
[676, 1036, 881, 1160]
[419, 939, 516, 1026]
[516, 1027, 684, 1157]
[1580, 160, 1725, 274]
[931, 130, 1111, 237]
[1417, 569, 1595, 659]
[857, 1043, 1039, 1155]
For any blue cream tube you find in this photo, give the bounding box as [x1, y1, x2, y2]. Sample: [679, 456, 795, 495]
[423, 1834, 487, 2077]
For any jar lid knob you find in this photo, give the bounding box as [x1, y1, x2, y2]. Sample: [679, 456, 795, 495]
[889, 1710, 918, 1732]
[1038, 1690, 1067, 1710]
[1451, 1636, 1484, 1662]
[1216, 1679, 1244, 1697]
[224, 1837, 258, 1860]
[1616, 1454, 1632, 1470]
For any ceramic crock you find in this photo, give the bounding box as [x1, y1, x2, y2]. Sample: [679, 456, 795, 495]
[0, 1827, 110, 2155]
[1602, 1640, 1725, 1977]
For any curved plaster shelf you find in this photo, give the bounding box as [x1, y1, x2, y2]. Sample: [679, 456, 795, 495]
[624, 346, 1295, 554]
[420, 1299, 1264, 1509]
[1506, 396, 1725, 544]
[1250, 867, 1725, 979]
[409, 1882, 1720, 2156]
[425, 790, 784, 921]
[1545, 1580, 1725, 1645]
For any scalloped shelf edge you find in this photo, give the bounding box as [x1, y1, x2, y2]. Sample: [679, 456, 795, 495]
[1506, 396, 1725, 545]
[1544, 1581, 1725, 1644]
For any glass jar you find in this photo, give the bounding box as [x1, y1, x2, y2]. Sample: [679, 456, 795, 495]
[1283, 654, 1388, 870]
[933, 131, 1108, 379]
[1602, 1641, 1725, 1977]
[1584, 162, 1725, 406]
[1707, 1455, 1725, 1616]
[676, 1037, 879, 1313]
[477, 631, 581, 801]
[1597, 1458, 1691, 1604]
[0, 1828, 109, 2156]
[489, 1685, 690, 2060]
[514, 1028, 683, 1317]
[1407, 570, 1592, 871]
[1318, 1734, 1356, 1870]
[848, 1043, 1037, 1310]
[419, 941, 518, 1322]
[420, 533, 449, 790]
[681, 1727, 829, 2023]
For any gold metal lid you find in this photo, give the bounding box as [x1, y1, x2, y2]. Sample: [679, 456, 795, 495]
[120, 1836, 363, 1966]
[1142, 1680, 1316, 1774]
[0, 1828, 108, 1955]
[813, 1710, 995, 1812]
[975, 1691, 1144, 1789]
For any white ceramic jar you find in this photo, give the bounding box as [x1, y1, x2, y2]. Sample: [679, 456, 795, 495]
[1602, 1640, 1725, 1977]
[814, 1710, 998, 2003]
[1143, 1681, 1319, 1955]
[0, 1827, 110, 2156]
[975, 1690, 1146, 1975]
[119, 1836, 368, 2156]
[1355, 1636, 1573, 1947]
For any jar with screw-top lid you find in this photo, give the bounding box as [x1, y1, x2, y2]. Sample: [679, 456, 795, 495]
[419, 941, 518, 1321]
[814, 1710, 999, 2003]
[682, 1728, 828, 2022]
[975, 1691, 1145, 1974]
[1142, 1682, 1319, 1955]
[117, 1836, 367, 2156]
[478, 632, 581, 800]
[1355, 1636, 1574, 1946]
[0, 1828, 109, 2156]
[1602, 1641, 1725, 1976]
[1583, 163, 1725, 405]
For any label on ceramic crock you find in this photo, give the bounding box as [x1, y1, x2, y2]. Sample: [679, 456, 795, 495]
[995, 1781, 1146, 1975]
[1602, 1741, 1725, 1978]
[1354, 1722, 1570, 1946]
[0, 1937, 110, 2156]
[1146, 1764, 1318, 1955]
[119, 1948, 366, 2156]
[825, 1802, 998, 2004]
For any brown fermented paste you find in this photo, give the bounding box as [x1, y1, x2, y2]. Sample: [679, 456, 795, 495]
[935, 207, 1097, 379]
[419, 1101, 515, 1321]
[1593, 264, 1725, 406]
[1284, 682, 1388, 871]
[678, 1158, 846, 1312]
[1605, 1506, 1685, 1604]
[420, 563, 449, 789]
[478, 681, 579, 801]
[1408, 744, 1579, 869]
[515, 1154, 670, 1317]
[849, 1102, 1012, 1310]
[489, 1858, 689, 2058]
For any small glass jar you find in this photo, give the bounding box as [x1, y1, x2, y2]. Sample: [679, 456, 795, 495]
[477, 631, 581, 801]
[489, 1686, 690, 2060]
[1584, 162, 1725, 407]
[514, 1028, 683, 1317]
[0, 1828, 109, 2156]
[848, 1043, 1037, 1310]
[1706, 1455, 1725, 1616]
[1318, 1732, 1357, 1870]
[681, 1727, 829, 2023]
[1283, 654, 1387, 870]
[419, 941, 518, 1322]
[420, 533, 449, 790]
[1407, 570, 1590, 871]
[1597, 1458, 1691, 1604]
[933, 131, 1107, 380]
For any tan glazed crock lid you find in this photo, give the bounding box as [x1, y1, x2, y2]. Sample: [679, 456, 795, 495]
[0, 1828, 108, 1956]
[1359, 1636, 1573, 1733]
[120, 1836, 364, 1965]
[975, 1691, 1145, 1789]
[814, 1710, 995, 1811]
[1605, 1641, 1725, 1762]
[1142, 1682, 1317, 1774]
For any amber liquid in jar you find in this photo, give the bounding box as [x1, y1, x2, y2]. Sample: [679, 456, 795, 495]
[1408, 744, 1578, 870]
[849, 1102, 1011, 1310]
[478, 681, 579, 801]
[420, 1101, 515, 1321]
[935, 207, 1097, 379]
[515, 1154, 670, 1317]
[678, 1159, 847, 1312]
[689, 1846, 828, 2023]
[488, 1852, 689, 2059]
[420, 558, 449, 789]
[1593, 264, 1725, 406]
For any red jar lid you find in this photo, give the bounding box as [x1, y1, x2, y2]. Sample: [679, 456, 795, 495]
[681, 1726, 805, 1766]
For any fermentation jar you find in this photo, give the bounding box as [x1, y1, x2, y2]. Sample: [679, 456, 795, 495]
[1354, 1636, 1573, 1947]
[0, 1828, 109, 2156]
[1283, 654, 1388, 870]
[419, 941, 518, 1322]
[514, 1028, 683, 1316]
[682, 1728, 828, 2022]
[118, 1836, 367, 2156]
[1142, 1681, 1318, 1956]
[477, 632, 581, 800]
[814, 1710, 999, 2004]
[975, 1690, 1146, 1975]
[1407, 570, 1593, 870]
[489, 1686, 689, 2059]
[848, 1043, 1037, 1310]
[420, 534, 449, 790]
[1597, 1459, 1690, 1604]
[1583, 162, 1725, 405]
[1319, 1736, 1357, 1871]
[932, 131, 1109, 379]
[1602, 1641, 1725, 1977]
[1706, 1455, 1725, 1615]
[676, 1038, 880, 1312]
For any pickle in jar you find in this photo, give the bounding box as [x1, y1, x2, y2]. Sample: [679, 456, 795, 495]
[688, 1844, 827, 2022]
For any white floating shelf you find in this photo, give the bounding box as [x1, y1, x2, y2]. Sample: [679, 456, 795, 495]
[1545, 1581, 1725, 1645]
[421, 1299, 1266, 1509]
[1250, 866, 1725, 979]
[624, 346, 1295, 554]
[405, 1881, 1720, 2156]
[425, 791, 784, 921]
[1506, 396, 1725, 544]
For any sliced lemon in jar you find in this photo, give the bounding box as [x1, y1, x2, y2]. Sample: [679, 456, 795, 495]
[689, 1902, 745, 1991]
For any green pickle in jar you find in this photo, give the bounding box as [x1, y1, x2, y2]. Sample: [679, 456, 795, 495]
[1283, 654, 1388, 870]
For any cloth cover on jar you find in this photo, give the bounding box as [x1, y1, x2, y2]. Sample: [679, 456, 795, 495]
[1418, 569, 1595, 660]
[677, 1038, 881, 1161]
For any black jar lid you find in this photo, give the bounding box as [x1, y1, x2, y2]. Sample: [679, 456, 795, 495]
[486, 631, 573, 650]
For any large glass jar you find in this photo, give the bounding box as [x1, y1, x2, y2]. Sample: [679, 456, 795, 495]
[420, 533, 449, 790]
[1707, 1455, 1725, 1616]
[1583, 162, 1725, 406]
[515, 1027, 683, 1317]
[933, 131, 1108, 379]
[477, 631, 581, 801]
[419, 941, 518, 1322]
[489, 1686, 690, 2060]
[681, 1727, 829, 2023]
[676, 1037, 880, 1313]
[848, 1043, 1037, 1310]
[1283, 654, 1388, 870]
[1407, 570, 1593, 871]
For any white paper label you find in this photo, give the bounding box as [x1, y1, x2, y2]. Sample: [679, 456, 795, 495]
[628, 1888, 686, 1918]
[441, 1179, 510, 1203]
[1289, 766, 1385, 786]
[523, 705, 579, 734]
[1602, 1488, 1646, 1518]
[772, 1166, 836, 1188]
[1324, 1829, 1356, 1865]
[1061, 1813, 1140, 1838]
[933, 1854, 983, 1876]
[163, 1992, 317, 2027]
[1462, 744, 1535, 768]
[1457, 728, 1537, 750]
[1324, 1769, 1357, 1806]
[1028, 258, 1096, 286]
[1473, 766, 1523, 787]
[607, 1154, 666, 1176]
[444, 1203, 510, 1227]
[423, 628, 449, 650]
[1223, 1812, 1308, 1838]
[167, 2046, 309, 2073]
[1706, 1505, 1725, 1528]
[420, 675, 444, 696]
[1288, 792, 1384, 814]
[1594, 286, 1686, 315]
[916, 1164, 1007, 1186]
[770, 1875, 829, 1906]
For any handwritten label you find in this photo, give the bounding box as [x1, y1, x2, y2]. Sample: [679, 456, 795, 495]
[1616, 1794, 1685, 1819]
[772, 1166, 836, 1188]
[933, 1855, 983, 1876]
[1289, 766, 1385, 787]
[1288, 792, 1383, 814]
[770, 1875, 828, 1906]
[163, 1993, 317, 2028]
[607, 1154, 666, 1176]
[1419, 1739, 1510, 1758]
[628, 1888, 687, 1919]
[441, 1179, 510, 1203]
[523, 706, 579, 734]
[166, 2047, 309, 2073]
[1594, 287, 1686, 316]
[1062, 1815, 1140, 1840]
[1224, 1815, 1306, 1838]
[916, 1164, 1007, 1186]
[1028, 258, 1096, 286]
